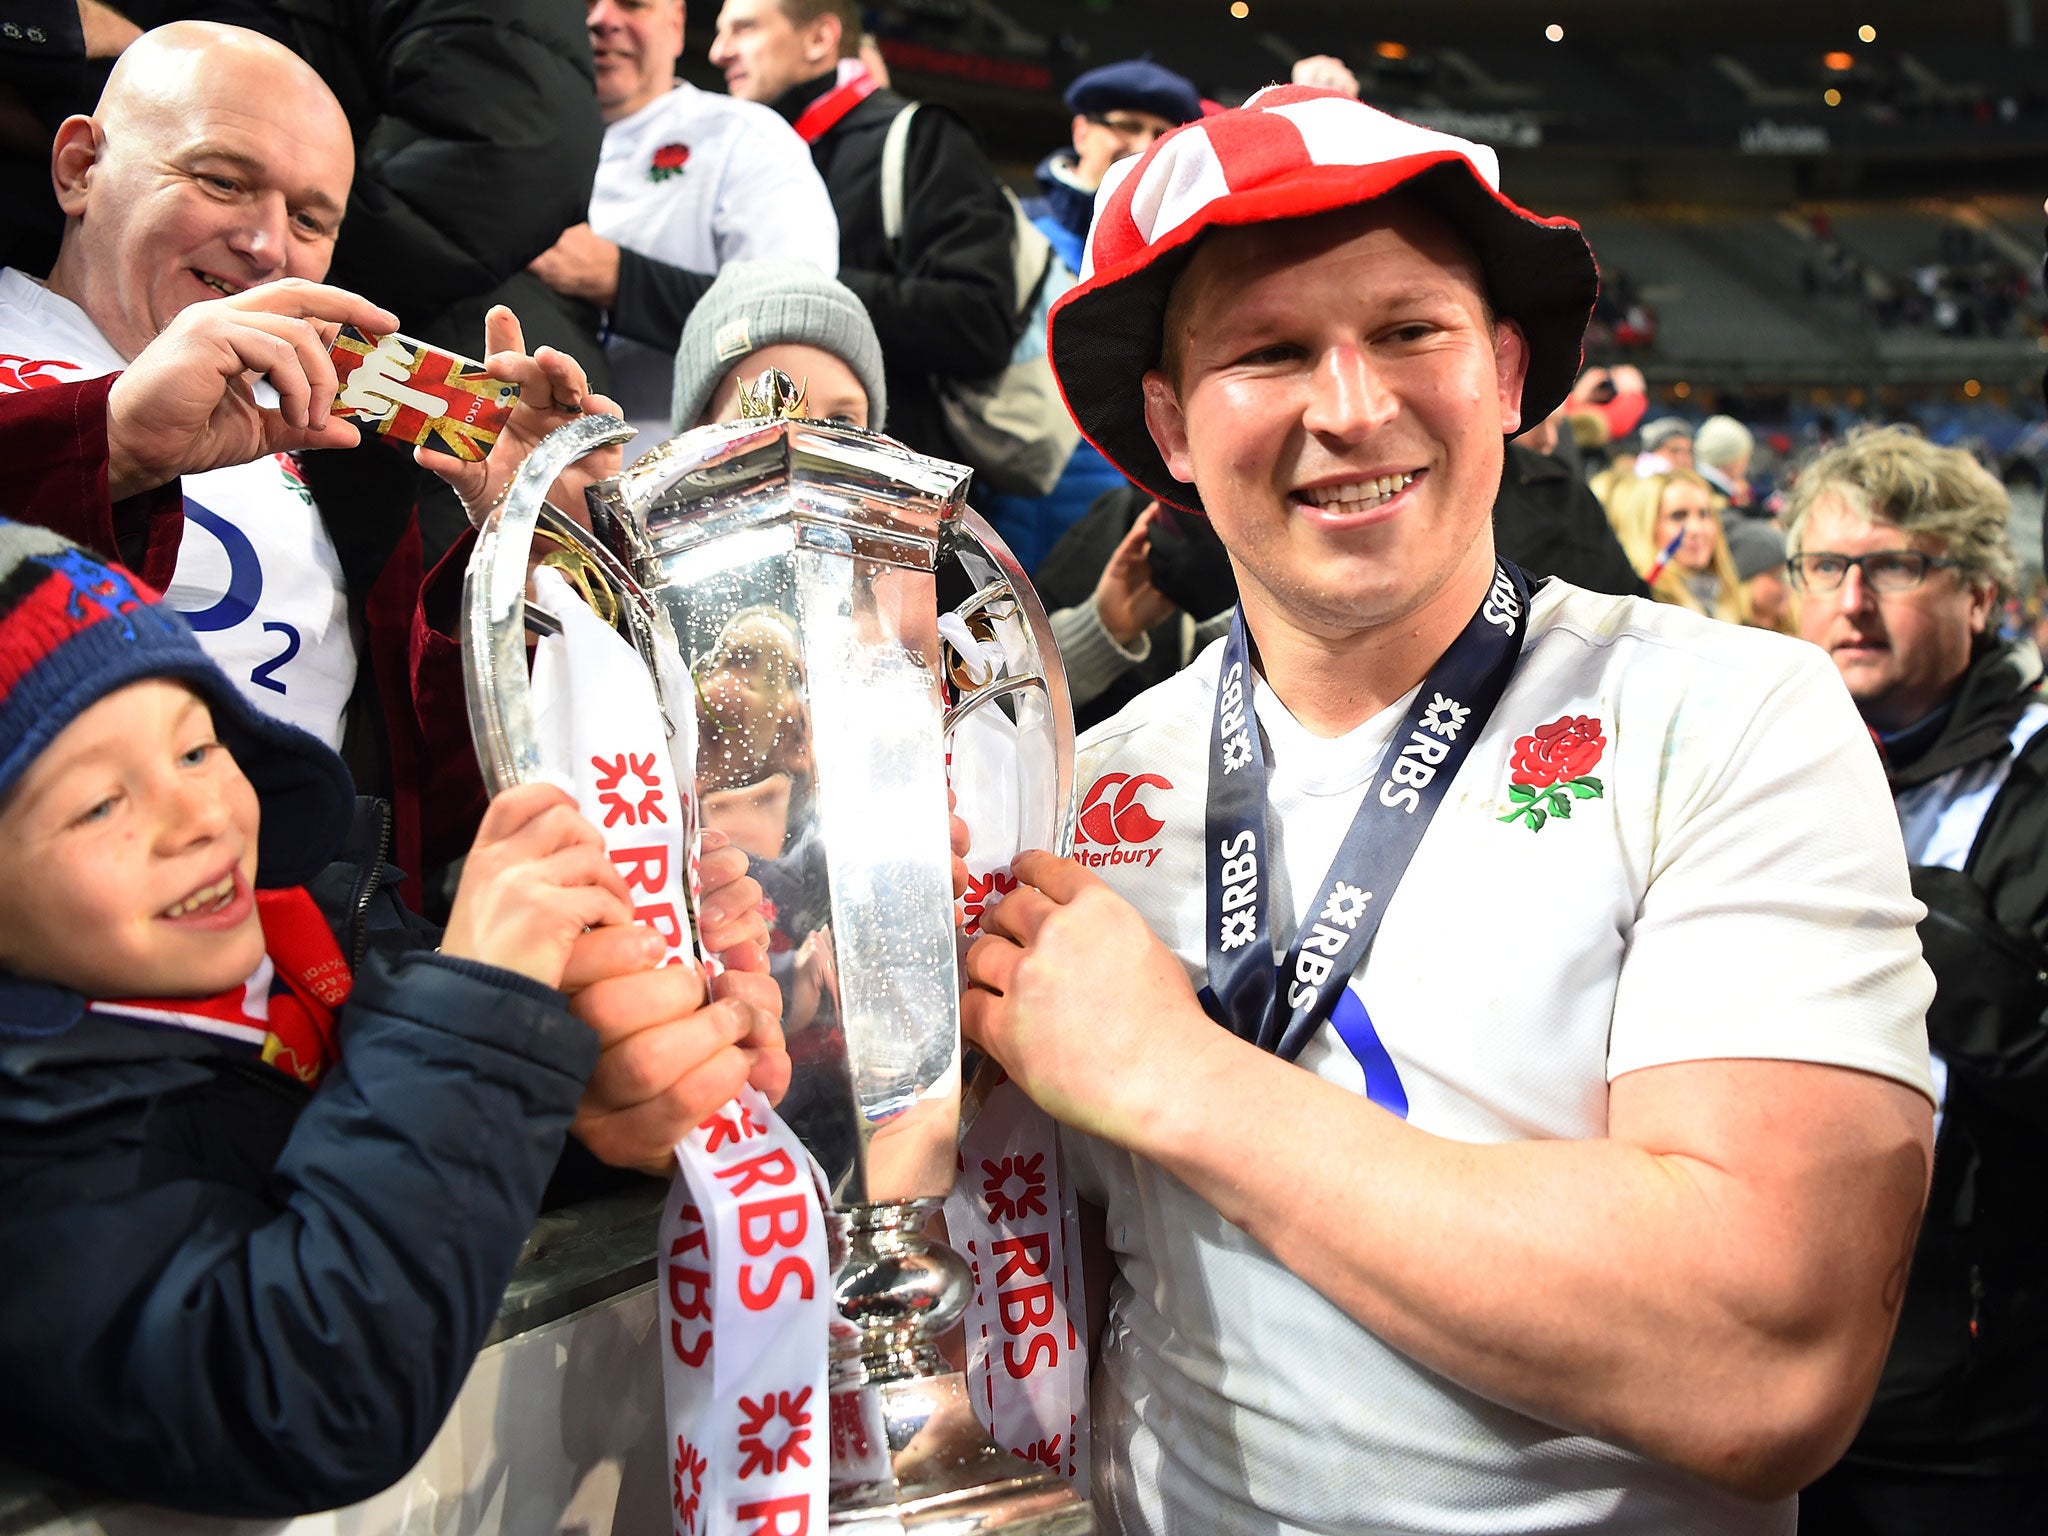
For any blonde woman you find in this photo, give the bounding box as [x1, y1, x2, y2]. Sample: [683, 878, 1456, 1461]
[1603, 467, 1751, 624]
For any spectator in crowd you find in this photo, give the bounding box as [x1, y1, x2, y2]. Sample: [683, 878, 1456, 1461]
[528, 0, 838, 451]
[0, 24, 372, 752]
[1494, 428, 1651, 601]
[708, 0, 1020, 467]
[986, 59, 1202, 572]
[0, 520, 781, 1517]
[1696, 413, 1756, 513]
[968, 87, 1932, 1534]
[139, 0, 608, 384]
[1033, 488, 1239, 726]
[1022, 60, 1199, 275]
[1604, 467, 1751, 623]
[1567, 361, 1648, 444]
[1726, 516, 1797, 634]
[668, 256, 882, 435]
[0, 20, 629, 907]
[1638, 416, 1694, 472]
[1788, 426, 2048, 1536]
[127, 0, 613, 579]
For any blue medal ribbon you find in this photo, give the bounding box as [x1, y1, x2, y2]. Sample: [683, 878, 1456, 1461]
[1203, 562, 1532, 1063]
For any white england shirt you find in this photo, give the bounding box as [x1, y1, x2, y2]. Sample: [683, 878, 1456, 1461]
[1062, 580, 1935, 1536]
[589, 82, 839, 451]
[0, 270, 356, 748]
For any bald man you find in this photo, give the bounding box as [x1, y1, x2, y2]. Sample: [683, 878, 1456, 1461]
[0, 23, 386, 747]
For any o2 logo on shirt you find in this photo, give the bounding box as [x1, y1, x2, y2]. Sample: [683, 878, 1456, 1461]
[175, 501, 300, 695]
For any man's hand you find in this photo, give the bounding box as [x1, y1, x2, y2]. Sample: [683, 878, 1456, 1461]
[417, 305, 625, 528]
[561, 925, 789, 1174]
[695, 828, 771, 973]
[962, 849, 1212, 1142]
[1094, 501, 1176, 647]
[1292, 55, 1361, 98]
[439, 783, 635, 987]
[104, 278, 399, 498]
[529, 223, 623, 308]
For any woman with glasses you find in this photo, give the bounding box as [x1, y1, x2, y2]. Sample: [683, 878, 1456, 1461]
[1602, 466, 1753, 625]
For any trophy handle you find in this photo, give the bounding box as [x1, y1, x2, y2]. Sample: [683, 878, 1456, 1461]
[938, 507, 1078, 860]
[461, 413, 681, 796]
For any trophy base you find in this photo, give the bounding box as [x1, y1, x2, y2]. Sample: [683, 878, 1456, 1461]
[829, 1370, 1092, 1535]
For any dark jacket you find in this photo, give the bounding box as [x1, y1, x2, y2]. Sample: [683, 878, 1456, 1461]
[1851, 638, 2048, 1476]
[1492, 444, 1649, 600]
[0, 800, 600, 1517]
[771, 72, 1019, 466]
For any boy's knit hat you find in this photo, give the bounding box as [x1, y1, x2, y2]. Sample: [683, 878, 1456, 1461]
[0, 521, 354, 886]
[671, 258, 887, 435]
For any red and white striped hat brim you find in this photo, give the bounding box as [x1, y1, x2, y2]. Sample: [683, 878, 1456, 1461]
[1046, 85, 1600, 515]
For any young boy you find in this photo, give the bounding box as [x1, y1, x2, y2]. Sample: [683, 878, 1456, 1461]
[0, 521, 783, 1516]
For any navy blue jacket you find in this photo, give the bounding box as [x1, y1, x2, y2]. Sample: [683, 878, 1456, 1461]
[0, 802, 600, 1517]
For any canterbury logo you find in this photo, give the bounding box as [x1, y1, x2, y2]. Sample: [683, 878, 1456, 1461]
[1076, 773, 1170, 869]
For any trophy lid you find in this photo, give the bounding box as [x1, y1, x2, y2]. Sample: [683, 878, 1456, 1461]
[591, 370, 975, 576]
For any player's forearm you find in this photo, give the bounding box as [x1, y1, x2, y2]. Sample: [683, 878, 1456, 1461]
[1133, 1040, 1918, 1499]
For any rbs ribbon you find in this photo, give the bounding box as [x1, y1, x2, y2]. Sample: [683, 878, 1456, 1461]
[529, 568, 829, 1535]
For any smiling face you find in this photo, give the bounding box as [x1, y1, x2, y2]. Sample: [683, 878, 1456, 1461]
[1795, 496, 1993, 733]
[1140, 199, 1527, 647]
[1654, 478, 1720, 573]
[588, 0, 685, 122]
[710, 0, 837, 104]
[44, 24, 353, 360]
[0, 679, 264, 999]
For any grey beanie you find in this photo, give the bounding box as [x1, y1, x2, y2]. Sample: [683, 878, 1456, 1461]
[671, 258, 887, 434]
[1724, 517, 1787, 583]
[1639, 416, 1692, 451]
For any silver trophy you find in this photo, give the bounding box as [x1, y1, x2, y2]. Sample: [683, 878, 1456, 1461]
[462, 375, 1088, 1534]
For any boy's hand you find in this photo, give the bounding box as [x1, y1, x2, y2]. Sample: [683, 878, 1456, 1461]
[561, 926, 790, 1174]
[441, 784, 634, 988]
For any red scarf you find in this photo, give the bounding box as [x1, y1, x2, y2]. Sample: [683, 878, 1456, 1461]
[791, 60, 876, 145]
[92, 887, 352, 1086]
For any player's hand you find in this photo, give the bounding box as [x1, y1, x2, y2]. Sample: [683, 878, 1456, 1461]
[1094, 501, 1175, 646]
[417, 305, 625, 529]
[961, 849, 1209, 1144]
[529, 223, 623, 307]
[440, 783, 635, 987]
[104, 278, 398, 497]
[562, 925, 789, 1174]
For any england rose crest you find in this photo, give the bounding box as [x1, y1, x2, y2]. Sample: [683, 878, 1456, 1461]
[649, 142, 691, 182]
[1499, 714, 1606, 831]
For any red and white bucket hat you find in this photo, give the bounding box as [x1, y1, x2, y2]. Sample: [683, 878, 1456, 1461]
[1046, 85, 1601, 514]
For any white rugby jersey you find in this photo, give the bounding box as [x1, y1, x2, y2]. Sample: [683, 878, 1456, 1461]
[1062, 579, 1934, 1536]
[0, 269, 355, 748]
[589, 83, 839, 451]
